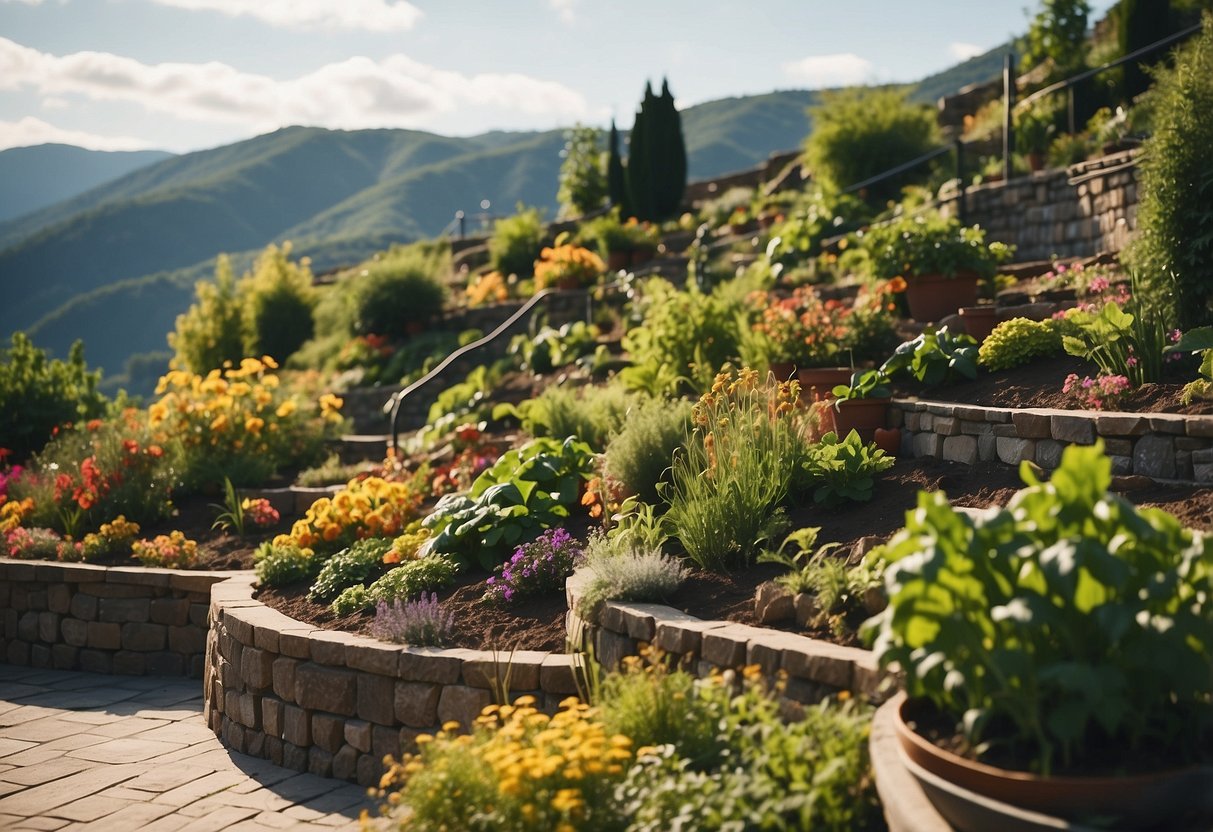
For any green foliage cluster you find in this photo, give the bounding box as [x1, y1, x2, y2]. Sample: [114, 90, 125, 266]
[1022, 0, 1091, 81]
[253, 540, 322, 587]
[603, 398, 693, 503]
[1168, 326, 1213, 403]
[977, 317, 1064, 370]
[508, 321, 598, 375]
[575, 530, 686, 618]
[624, 79, 687, 222]
[802, 431, 895, 508]
[557, 124, 608, 219]
[805, 87, 940, 203]
[766, 189, 871, 268]
[331, 554, 459, 616]
[1062, 284, 1168, 386]
[308, 537, 394, 602]
[170, 245, 318, 373]
[1123, 14, 1213, 330]
[0, 333, 106, 461]
[349, 246, 448, 339]
[422, 437, 595, 570]
[489, 207, 545, 278]
[880, 327, 980, 386]
[867, 443, 1213, 774]
[864, 213, 1013, 281]
[499, 383, 639, 452]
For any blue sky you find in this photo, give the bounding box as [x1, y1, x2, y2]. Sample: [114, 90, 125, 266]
[0, 0, 1117, 153]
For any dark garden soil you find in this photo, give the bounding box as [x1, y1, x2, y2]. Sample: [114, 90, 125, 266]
[257, 456, 1213, 653]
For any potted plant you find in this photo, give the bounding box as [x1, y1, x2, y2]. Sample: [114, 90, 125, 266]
[1014, 105, 1056, 172]
[865, 214, 1013, 323]
[830, 369, 892, 444]
[751, 286, 855, 401]
[865, 443, 1213, 829]
[532, 243, 605, 291]
[957, 303, 1000, 342]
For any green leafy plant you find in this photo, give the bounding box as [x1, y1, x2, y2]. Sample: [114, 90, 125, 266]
[1124, 14, 1213, 330]
[422, 437, 595, 570]
[831, 368, 891, 402]
[557, 123, 607, 219]
[508, 321, 599, 375]
[800, 430, 894, 507]
[880, 327, 979, 386]
[350, 247, 449, 339]
[864, 213, 1013, 282]
[254, 540, 321, 587]
[866, 442, 1213, 775]
[169, 255, 246, 374]
[489, 206, 545, 278]
[978, 317, 1064, 370]
[1167, 326, 1213, 403]
[424, 364, 499, 442]
[241, 243, 318, 364]
[1061, 278, 1168, 386]
[331, 554, 459, 616]
[805, 86, 940, 203]
[498, 383, 639, 453]
[0, 333, 107, 462]
[757, 527, 843, 594]
[308, 537, 395, 602]
[603, 398, 692, 504]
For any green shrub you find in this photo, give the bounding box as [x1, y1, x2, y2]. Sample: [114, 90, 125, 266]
[603, 398, 692, 503]
[1124, 13, 1213, 330]
[330, 554, 459, 616]
[800, 431, 895, 507]
[880, 326, 979, 386]
[805, 87, 940, 203]
[242, 243, 317, 364]
[575, 531, 686, 618]
[864, 213, 1012, 282]
[308, 537, 394, 602]
[557, 124, 607, 219]
[489, 207, 544, 278]
[169, 255, 247, 374]
[350, 248, 449, 339]
[254, 541, 321, 587]
[502, 383, 639, 452]
[978, 317, 1064, 370]
[0, 333, 106, 461]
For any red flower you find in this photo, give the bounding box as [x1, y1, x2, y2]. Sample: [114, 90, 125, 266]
[147, 445, 164, 458]
[122, 439, 139, 455]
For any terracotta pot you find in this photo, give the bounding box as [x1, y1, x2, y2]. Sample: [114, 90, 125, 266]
[796, 367, 852, 404]
[607, 251, 630, 272]
[630, 248, 654, 268]
[831, 398, 890, 443]
[873, 426, 902, 455]
[904, 272, 979, 323]
[768, 361, 797, 382]
[958, 305, 999, 343]
[895, 696, 1213, 829]
[1027, 152, 1046, 173]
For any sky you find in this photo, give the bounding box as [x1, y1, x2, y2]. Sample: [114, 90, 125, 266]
[0, 0, 1118, 154]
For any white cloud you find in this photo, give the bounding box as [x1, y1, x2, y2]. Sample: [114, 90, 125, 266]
[548, 0, 577, 25]
[0, 37, 599, 132]
[0, 115, 155, 151]
[781, 53, 873, 88]
[948, 42, 985, 61]
[144, 0, 423, 32]
[0, 0, 48, 5]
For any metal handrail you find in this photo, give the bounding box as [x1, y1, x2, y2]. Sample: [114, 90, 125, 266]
[385, 278, 630, 451]
[842, 144, 952, 195]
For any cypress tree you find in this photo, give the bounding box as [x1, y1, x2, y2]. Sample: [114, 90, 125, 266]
[654, 78, 687, 219]
[607, 119, 631, 219]
[626, 82, 657, 221]
[624, 80, 687, 222]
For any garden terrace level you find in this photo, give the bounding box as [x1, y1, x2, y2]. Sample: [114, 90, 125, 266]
[889, 400, 1213, 483]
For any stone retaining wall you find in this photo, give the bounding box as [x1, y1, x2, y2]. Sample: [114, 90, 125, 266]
[203, 575, 581, 787]
[564, 571, 889, 708]
[0, 559, 227, 677]
[889, 399, 1213, 482]
[943, 150, 1140, 261]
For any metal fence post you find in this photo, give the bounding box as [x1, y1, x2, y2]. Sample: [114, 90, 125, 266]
[954, 139, 967, 225]
[1003, 52, 1017, 182]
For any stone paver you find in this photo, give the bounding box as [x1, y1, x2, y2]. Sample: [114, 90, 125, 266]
[0, 665, 371, 830]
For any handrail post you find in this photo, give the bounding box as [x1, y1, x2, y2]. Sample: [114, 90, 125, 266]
[456, 210, 465, 239]
[1003, 52, 1016, 182]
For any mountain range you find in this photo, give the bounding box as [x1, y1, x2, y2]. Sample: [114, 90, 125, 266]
[1, 42, 1010, 385]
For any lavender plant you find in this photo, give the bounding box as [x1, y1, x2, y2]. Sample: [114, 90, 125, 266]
[483, 527, 582, 605]
[371, 592, 455, 647]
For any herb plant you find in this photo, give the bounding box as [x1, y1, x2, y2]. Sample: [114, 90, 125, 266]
[800, 431, 894, 507]
[880, 326, 979, 386]
[484, 527, 583, 605]
[371, 593, 455, 646]
[308, 537, 394, 602]
[977, 317, 1063, 371]
[866, 443, 1213, 774]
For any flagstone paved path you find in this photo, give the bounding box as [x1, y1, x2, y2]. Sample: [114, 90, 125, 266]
[0, 665, 372, 831]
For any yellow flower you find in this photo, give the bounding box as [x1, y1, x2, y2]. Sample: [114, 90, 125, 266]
[275, 399, 297, 419]
[245, 417, 265, 435]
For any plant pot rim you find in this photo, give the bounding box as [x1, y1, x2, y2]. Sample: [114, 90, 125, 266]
[894, 694, 1213, 825]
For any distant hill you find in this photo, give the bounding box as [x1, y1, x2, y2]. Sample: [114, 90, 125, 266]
[0, 144, 173, 224]
[4, 49, 1007, 380]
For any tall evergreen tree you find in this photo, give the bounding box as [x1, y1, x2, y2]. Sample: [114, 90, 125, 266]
[606, 119, 631, 219]
[626, 82, 657, 221]
[624, 79, 687, 222]
[654, 79, 688, 219]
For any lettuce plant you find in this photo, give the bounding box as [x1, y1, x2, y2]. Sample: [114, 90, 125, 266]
[866, 443, 1213, 775]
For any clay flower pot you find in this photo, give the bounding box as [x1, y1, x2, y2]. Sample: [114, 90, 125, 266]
[831, 398, 891, 443]
[958, 305, 1000, 343]
[904, 272, 979, 323]
[607, 251, 630, 272]
[796, 367, 853, 404]
[894, 696, 1213, 830]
